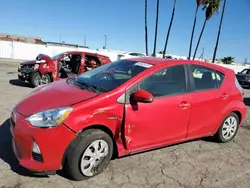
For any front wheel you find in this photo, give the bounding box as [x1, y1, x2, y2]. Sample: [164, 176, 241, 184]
[215, 112, 240, 143]
[31, 72, 51, 87]
[64, 129, 114, 181]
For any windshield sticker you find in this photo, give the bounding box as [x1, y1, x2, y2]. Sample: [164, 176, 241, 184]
[134, 62, 153, 68]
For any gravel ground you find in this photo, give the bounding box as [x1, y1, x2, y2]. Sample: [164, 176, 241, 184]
[1, 61, 250, 188]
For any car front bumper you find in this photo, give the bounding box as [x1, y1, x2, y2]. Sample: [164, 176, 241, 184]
[18, 67, 34, 81]
[10, 109, 76, 172]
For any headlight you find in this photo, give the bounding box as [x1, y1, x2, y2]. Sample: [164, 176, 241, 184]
[34, 64, 40, 69]
[26, 107, 73, 128]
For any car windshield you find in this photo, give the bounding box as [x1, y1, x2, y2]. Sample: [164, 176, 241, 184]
[72, 59, 154, 93]
[51, 52, 67, 60]
[240, 69, 250, 74]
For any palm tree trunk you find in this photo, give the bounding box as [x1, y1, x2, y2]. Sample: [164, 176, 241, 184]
[145, 0, 148, 56]
[212, 0, 226, 63]
[153, 0, 160, 57]
[193, 18, 207, 60]
[188, 5, 199, 60]
[162, 0, 177, 58]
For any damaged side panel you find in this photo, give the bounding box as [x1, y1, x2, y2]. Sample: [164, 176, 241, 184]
[63, 102, 130, 157]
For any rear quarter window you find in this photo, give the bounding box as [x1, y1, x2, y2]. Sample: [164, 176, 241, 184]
[191, 65, 225, 90]
[215, 71, 225, 87]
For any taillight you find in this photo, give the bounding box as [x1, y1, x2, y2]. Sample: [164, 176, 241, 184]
[235, 76, 244, 100]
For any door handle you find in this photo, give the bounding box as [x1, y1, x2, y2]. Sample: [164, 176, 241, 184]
[220, 93, 228, 99]
[178, 102, 190, 109]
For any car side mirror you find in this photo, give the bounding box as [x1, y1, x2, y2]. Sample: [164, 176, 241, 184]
[131, 89, 154, 103]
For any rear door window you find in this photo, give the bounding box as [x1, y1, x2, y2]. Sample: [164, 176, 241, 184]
[191, 65, 224, 91]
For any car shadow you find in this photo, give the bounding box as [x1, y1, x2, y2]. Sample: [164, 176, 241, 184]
[9, 79, 33, 88]
[0, 119, 47, 178]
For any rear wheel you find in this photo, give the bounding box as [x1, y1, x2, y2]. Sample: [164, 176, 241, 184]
[215, 112, 240, 143]
[64, 129, 113, 181]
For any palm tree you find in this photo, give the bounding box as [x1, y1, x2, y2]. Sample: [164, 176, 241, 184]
[212, 0, 226, 63]
[193, 0, 220, 60]
[162, 0, 177, 58]
[188, 0, 204, 60]
[221, 56, 234, 64]
[145, 0, 148, 56]
[153, 0, 160, 57]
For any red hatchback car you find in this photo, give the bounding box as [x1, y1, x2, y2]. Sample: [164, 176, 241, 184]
[10, 58, 246, 180]
[18, 51, 111, 87]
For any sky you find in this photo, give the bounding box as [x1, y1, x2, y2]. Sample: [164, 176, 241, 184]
[0, 0, 249, 62]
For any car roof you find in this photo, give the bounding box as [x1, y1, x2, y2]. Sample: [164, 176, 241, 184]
[127, 57, 175, 65]
[63, 51, 109, 58]
[126, 57, 234, 73]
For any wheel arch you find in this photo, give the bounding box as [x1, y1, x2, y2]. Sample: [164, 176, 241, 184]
[212, 109, 243, 135]
[232, 110, 242, 124]
[61, 124, 119, 168]
[46, 71, 53, 81]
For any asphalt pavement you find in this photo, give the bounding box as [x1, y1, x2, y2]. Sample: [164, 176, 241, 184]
[1, 61, 250, 188]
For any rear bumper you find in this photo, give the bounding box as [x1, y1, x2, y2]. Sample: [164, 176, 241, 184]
[10, 109, 77, 172]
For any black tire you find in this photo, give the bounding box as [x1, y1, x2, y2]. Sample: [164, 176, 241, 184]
[31, 72, 41, 87]
[215, 112, 240, 143]
[31, 72, 51, 87]
[64, 129, 114, 181]
[42, 74, 52, 85]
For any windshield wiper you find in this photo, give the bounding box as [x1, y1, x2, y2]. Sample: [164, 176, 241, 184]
[67, 77, 107, 93]
[73, 80, 101, 93]
[79, 81, 100, 93]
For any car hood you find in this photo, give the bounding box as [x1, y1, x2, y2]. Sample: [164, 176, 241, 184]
[15, 80, 99, 116]
[20, 60, 36, 65]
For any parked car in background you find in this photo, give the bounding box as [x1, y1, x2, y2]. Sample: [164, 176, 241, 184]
[17, 51, 111, 87]
[10, 58, 246, 181]
[235, 68, 250, 87]
[118, 52, 146, 60]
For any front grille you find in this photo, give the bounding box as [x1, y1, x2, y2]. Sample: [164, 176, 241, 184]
[32, 152, 44, 162]
[20, 66, 34, 74]
[237, 75, 249, 81]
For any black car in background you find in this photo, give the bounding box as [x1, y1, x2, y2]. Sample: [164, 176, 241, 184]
[236, 68, 250, 87]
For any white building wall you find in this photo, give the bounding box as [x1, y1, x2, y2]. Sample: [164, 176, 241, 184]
[215, 63, 249, 73]
[0, 40, 248, 73]
[0, 41, 96, 60]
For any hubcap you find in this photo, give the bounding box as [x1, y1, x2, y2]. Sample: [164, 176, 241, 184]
[80, 140, 109, 177]
[222, 116, 238, 140]
[34, 75, 42, 86]
[34, 75, 49, 86]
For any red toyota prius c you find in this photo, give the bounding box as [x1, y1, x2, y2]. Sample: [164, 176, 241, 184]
[10, 57, 246, 181]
